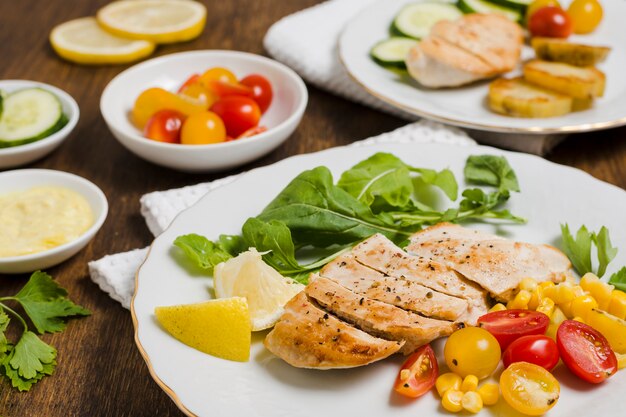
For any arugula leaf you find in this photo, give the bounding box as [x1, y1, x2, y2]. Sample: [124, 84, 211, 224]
[412, 168, 458, 201]
[174, 234, 234, 273]
[465, 155, 520, 192]
[12, 271, 90, 334]
[609, 267, 626, 292]
[560, 224, 594, 276]
[8, 331, 56, 380]
[593, 226, 618, 278]
[242, 218, 300, 271]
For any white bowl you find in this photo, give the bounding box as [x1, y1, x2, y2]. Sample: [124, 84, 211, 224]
[0, 169, 108, 274]
[0, 80, 79, 170]
[100, 50, 308, 173]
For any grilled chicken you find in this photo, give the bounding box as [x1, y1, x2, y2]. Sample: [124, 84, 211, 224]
[264, 292, 403, 369]
[405, 14, 523, 88]
[406, 223, 572, 301]
[306, 276, 461, 354]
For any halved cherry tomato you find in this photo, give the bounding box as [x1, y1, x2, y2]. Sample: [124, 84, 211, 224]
[179, 84, 216, 108]
[503, 335, 560, 371]
[143, 109, 185, 143]
[500, 362, 560, 416]
[556, 320, 617, 383]
[204, 80, 253, 98]
[177, 74, 201, 93]
[528, 6, 573, 38]
[478, 310, 550, 351]
[238, 125, 268, 139]
[210, 96, 261, 137]
[526, 0, 561, 22]
[180, 111, 226, 145]
[199, 67, 237, 86]
[394, 344, 438, 398]
[240, 74, 273, 113]
[568, 0, 603, 34]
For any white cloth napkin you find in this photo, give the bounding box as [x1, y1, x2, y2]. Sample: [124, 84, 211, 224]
[88, 121, 476, 308]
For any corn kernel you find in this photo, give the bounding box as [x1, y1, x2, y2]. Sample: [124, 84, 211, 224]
[461, 375, 479, 392]
[581, 273, 614, 310]
[488, 303, 507, 313]
[571, 295, 599, 322]
[436, 373, 462, 397]
[519, 278, 538, 292]
[538, 281, 556, 291]
[442, 389, 464, 413]
[572, 285, 585, 298]
[546, 323, 559, 340]
[560, 301, 573, 318]
[528, 288, 542, 310]
[551, 306, 567, 326]
[507, 290, 531, 310]
[616, 351, 626, 370]
[536, 298, 555, 317]
[573, 316, 585, 323]
[477, 383, 499, 406]
[462, 391, 483, 414]
[609, 290, 626, 320]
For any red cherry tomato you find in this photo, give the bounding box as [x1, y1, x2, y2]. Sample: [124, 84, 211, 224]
[143, 109, 185, 143]
[394, 344, 438, 398]
[528, 6, 573, 38]
[177, 74, 201, 93]
[238, 125, 268, 139]
[205, 80, 253, 98]
[503, 335, 560, 371]
[240, 74, 273, 113]
[556, 320, 617, 384]
[210, 96, 261, 137]
[477, 310, 550, 351]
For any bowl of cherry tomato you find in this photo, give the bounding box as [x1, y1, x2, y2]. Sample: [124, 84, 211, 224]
[100, 50, 307, 172]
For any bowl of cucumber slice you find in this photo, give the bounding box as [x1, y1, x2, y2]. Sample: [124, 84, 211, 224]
[0, 80, 79, 170]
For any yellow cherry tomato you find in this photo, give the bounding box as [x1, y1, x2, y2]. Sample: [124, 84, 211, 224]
[500, 362, 560, 416]
[199, 67, 237, 86]
[568, 0, 603, 34]
[180, 111, 226, 145]
[179, 84, 217, 108]
[132, 87, 207, 129]
[526, 0, 561, 22]
[444, 327, 501, 379]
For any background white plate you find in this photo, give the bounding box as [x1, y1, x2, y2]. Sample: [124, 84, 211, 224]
[133, 143, 626, 417]
[339, 0, 626, 134]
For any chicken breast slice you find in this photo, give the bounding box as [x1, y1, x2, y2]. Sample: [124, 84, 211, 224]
[307, 275, 462, 355]
[264, 292, 403, 369]
[407, 223, 572, 301]
[320, 251, 469, 321]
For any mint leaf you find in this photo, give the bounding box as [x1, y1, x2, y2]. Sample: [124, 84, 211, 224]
[9, 331, 56, 380]
[593, 227, 618, 278]
[173, 234, 234, 273]
[465, 155, 520, 192]
[13, 271, 90, 334]
[609, 267, 626, 292]
[561, 224, 593, 275]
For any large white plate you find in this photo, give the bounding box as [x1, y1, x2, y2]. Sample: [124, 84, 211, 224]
[133, 143, 626, 417]
[339, 0, 626, 134]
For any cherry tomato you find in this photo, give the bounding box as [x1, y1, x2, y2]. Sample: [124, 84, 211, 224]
[132, 87, 207, 129]
[500, 362, 560, 416]
[143, 110, 185, 143]
[204, 80, 253, 98]
[444, 327, 501, 379]
[199, 67, 237, 86]
[179, 84, 216, 108]
[180, 111, 226, 145]
[177, 74, 201, 93]
[240, 74, 273, 113]
[526, 0, 561, 22]
[503, 335, 560, 371]
[210, 96, 261, 138]
[556, 320, 617, 383]
[478, 309, 550, 351]
[238, 125, 268, 139]
[568, 0, 603, 34]
[528, 6, 573, 38]
[394, 344, 439, 398]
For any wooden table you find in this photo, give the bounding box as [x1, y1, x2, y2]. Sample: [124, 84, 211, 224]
[0, 1, 625, 416]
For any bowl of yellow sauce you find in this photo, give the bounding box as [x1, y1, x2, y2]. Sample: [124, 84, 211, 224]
[0, 169, 108, 274]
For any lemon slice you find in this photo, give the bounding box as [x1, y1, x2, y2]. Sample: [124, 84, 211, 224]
[214, 249, 305, 331]
[155, 297, 251, 362]
[49, 17, 155, 65]
[97, 0, 207, 44]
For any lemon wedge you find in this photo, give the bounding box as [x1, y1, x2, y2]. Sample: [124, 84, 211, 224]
[97, 0, 207, 44]
[155, 297, 251, 362]
[214, 249, 305, 331]
[49, 17, 155, 65]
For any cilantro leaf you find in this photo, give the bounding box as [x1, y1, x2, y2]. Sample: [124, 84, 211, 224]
[609, 267, 626, 292]
[464, 155, 520, 192]
[0, 309, 10, 360]
[8, 331, 56, 380]
[13, 271, 90, 334]
[561, 224, 593, 276]
[2, 349, 55, 392]
[173, 234, 234, 273]
[593, 226, 618, 278]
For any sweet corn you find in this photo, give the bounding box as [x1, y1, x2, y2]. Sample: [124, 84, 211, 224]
[477, 383, 499, 406]
[442, 389, 464, 413]
[559, 301, 573, 318]
[461, 375, 479, 392]
[616, 351, 626, 370]
[537, 281, 556, 291]
[573, 316, 585, 323]
[508, 290, 531, 310]
[462, 391, 483, 414]
[548, 283, 576, 305]
[489, 303, 507, 313]
[570, 295, 599, 322]
[436, 373, 462, 397]
[519, 278, 538, 292]
[528, 287, 543, 310]
[536, 297, 556, 317]
[581, 273, 614, 310]
[608, 290, 626, 320]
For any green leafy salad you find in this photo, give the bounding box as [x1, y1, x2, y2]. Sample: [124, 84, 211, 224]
[175, 152, 525, 283]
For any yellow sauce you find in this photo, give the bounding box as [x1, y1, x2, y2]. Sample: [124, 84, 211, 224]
[0, 186, 94, 258]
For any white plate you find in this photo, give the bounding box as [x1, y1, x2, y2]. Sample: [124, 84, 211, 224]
[133, 142, 626, 417]
[339, 0, 626, 134]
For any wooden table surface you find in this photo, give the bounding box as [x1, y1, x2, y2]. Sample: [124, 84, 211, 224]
[1, 1, 625, 416]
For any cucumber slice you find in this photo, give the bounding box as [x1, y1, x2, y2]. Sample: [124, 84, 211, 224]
[484, 0, 532, 11]
[457, 0, 522, 21]
[0, 88, 68, 148]
[371, 37, 420, 69]
[392, 2, 463, 39]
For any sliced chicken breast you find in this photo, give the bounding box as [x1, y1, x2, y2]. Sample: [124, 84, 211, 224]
[264, 292, 403, 369]
[307, 276, 462, 354]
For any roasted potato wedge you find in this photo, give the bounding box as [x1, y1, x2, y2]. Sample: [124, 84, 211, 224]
[524, 60, 605, 99]
[531, 38, 611, 67]
[488, 77, 572, 118]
